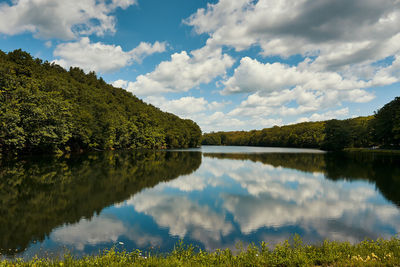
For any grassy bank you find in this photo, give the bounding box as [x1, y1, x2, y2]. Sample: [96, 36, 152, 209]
[343, 147, 400, 154]
[1, 237, 400, 266]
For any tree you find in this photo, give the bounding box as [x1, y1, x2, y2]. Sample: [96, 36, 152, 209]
[373, 97, 400, 147]
[0, 49, 202, 155]
[322, 120, 352, 151]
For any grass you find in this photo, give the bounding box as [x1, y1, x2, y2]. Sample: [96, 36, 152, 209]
[1, 236, 400, 266]
[344, 147, 400, 154]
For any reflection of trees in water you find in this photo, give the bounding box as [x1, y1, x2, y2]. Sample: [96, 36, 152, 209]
[0, 151, 201, 255]
[204, 152, 400, 207]
[324, 152, 400, 207]
[203, 153, 327, 173]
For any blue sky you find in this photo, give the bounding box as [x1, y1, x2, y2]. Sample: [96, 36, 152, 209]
[1, 0, 399, 132]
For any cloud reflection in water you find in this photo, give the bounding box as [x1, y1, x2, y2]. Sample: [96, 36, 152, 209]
[49, 151, 400, 252]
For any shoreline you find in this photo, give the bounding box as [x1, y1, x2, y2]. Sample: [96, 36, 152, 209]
[1, 237, 399, 266]
[343, 147, 400, 154]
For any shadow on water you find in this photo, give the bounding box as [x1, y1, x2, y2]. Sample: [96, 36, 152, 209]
[0, 151, 202, 256]
[203, 152, 400, 207]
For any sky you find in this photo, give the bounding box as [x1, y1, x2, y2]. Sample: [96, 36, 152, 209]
[1, 0, 400, 133]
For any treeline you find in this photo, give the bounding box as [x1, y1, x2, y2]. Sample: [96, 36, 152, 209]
[203, 97, 400, 151]
[0, 49, 202, 155]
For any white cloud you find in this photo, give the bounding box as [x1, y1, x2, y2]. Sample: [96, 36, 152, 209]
[228, 89, 372, 119]
[144, 96, 208, 117]
[118, 45, 234, 96]
[121, 190, 233, 250]
[53, 37, 166, 73]
[223, 57, 372, 95]
[0, 0, 136, 39]
[112, 79, 130, 89]
[52, 216, 126, 251]
[183, 0, 400, 125]
[51, 215, 163, 251]
[197, 111, 283, 132]
[222, 57, 377, 120]
[186, 0, 400, 70]
[119, 155, 400, 248]
[141, 96, 240, 132]
[199, 156, 400, 240]
[44, 41, 52, 48]
[129, 41, 167, 63]
[208, 100, 231, 110]
[159, 172, 225, 192]
[295, 108, 349, 123]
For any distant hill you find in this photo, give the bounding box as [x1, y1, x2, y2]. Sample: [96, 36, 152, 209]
[0, 49, 201, 155]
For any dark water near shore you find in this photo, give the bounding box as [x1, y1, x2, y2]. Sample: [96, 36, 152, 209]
[1, 146, 400, 258]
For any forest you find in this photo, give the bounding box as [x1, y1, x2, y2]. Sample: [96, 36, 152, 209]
[0, 49, 202, 156]
[1, 49, 399, 154]
[202, 97, 400, 151]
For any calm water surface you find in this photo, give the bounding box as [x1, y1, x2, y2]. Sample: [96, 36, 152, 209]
[1, 146, 400, 258]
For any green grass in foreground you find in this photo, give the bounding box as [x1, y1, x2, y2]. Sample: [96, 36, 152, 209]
[1, 237, 400, 266]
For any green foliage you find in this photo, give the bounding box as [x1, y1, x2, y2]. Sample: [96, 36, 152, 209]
[201, 97, 400, 151]
[373, 96, 400, 147]
[202, 116, 376, 151]
[1, 237, 399, 266]
[0, 49, 202, 155]
[322, 119, 352, 151]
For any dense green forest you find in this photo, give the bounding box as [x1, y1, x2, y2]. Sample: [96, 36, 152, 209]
[202, 97, 400, 150]
[0, 49, 202, 155]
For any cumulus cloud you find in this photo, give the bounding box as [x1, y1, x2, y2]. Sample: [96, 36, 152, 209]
[182, 0, 400, 125]
[51, 215, 163, 250]
[223, 57, 373, 95]
[120, 190, 233, 249]
[222, 166, 400, 239]
[186, 0, 400, 69]
[111, 94, 249, 132]
[295, 108, 350, 123]
[135, 94, 281, 132]
[223, 57, 377, 120]
[198, 156, 400, 240]
[144, 96, 209, 117]
[117, 155, 400, 249]
[52, 216, 126, 250]
[228, 87, 374, 119]
[157, 172, 225, 192]
[53, 37, 166, 73]
[0, 0, 136, 39]
[116, 45, 234, 95]
[194, 110, 283, 132]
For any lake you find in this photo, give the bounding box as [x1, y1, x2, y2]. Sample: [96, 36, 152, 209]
[1, 146, 400, 258]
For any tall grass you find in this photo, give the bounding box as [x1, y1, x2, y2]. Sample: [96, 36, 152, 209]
[1, 236, 399, 266]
